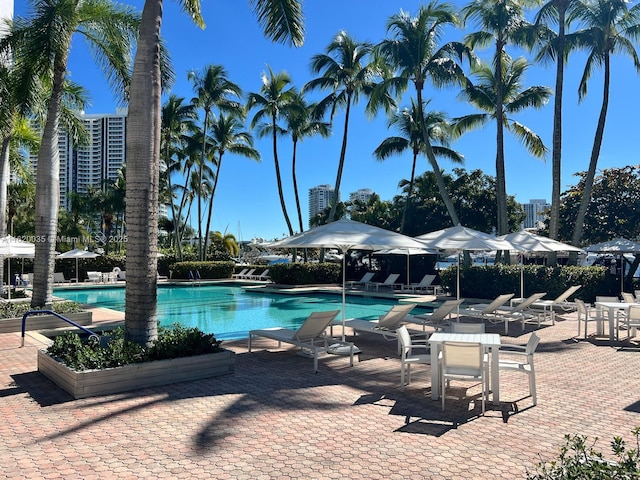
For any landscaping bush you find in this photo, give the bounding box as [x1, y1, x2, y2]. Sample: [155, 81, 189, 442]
[268, 262, 341, 285]
[527, 428, 640, 479]
[46, 324, 223, 371]
[169, 261, 235, 279]
[0, 300, 84, 319]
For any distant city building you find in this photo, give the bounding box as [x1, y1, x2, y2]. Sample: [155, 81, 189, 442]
[349, 188, 374, 204]
[308, 184, 336, 226]
[521, 199, 550, 230]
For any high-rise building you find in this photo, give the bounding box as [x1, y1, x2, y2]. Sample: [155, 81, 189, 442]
[521, 199, 550, 230]
[308, 184, 335, 226]
[349, 188, 374, 204]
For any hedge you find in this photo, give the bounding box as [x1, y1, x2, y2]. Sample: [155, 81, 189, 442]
[168, 261, 235, 279]
[268, 262, 342, 285]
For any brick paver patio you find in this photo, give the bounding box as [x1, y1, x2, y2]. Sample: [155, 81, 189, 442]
[1, 304, 639, 479]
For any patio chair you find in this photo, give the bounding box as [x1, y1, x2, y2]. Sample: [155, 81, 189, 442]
[412, 299, 464, 332]
[232, 268, 249, 279]
[498, 333, 541, 405]
[365, 273, 402, 292]
[449, 322, 485, 333]
[344, 304, 417, 353]
[397, 325, 431, 391]
[441, 341, 488, 414]
[618, 304, 640, 342]
[575, 299, 607, 339]
[458, 293, 515, 322]
[248, 310, 354, 372]
[346, 272, 375, 289]
[402, 274, 436, 294]
[621, 292, 636, 304]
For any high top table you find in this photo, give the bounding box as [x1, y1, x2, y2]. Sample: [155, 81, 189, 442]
[429, 332, 501, 405]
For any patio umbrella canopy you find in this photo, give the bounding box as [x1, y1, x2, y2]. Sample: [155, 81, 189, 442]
[584, 237, 640, 292]
[0, 235, 36, 299]
[499, 231, 584, 298]
[56, 248, 101, 282]
[271, 218, 427, 351]
[415, 225, 514, 300]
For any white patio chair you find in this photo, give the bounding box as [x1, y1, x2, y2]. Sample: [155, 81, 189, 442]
[449, 322, 485, 333]
[575, 299, 607, 339]
[618, 304, 640, 342]
[441, 341, 488, 414]
[397, 325, 431, 391]
[498, 333, 541, 405]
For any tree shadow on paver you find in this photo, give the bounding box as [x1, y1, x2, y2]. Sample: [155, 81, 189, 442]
[9, 371, 74, 406]
[624, 400, 640, 413]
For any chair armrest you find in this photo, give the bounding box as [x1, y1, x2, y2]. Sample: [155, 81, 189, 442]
[499, 344, 526, 353]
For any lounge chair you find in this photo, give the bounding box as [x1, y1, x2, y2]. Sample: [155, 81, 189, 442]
[515, 285, 582, 322]
[343, 304, 417, 353]
[54, 272, 68, 284]
[402, 274, 436, 294]
[249, 269, 270, 281]
[85, 271, 102, 283]
[346, 272, 375, 289]
[411, 299, 464, 332]
[248, 310, 354, 372]
[490, 292, 548, 333]
[232, 268, 249, 279]
[365, 273, 402, 292]
[240, 268, 256, 280]
[458, 293, 515, 324]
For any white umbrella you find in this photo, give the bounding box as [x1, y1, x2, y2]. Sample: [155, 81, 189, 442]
[499, 231, 584, 298]
[415, 225, 515, 300]
[585, 237, 640, 292]
[271, 218, 427, 351]
[56, 248, 100, 282]
[0, 235, 35, 299]
[373, 247, 437, 285]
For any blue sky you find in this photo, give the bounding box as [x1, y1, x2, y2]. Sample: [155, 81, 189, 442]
[14, 0, 640, 241]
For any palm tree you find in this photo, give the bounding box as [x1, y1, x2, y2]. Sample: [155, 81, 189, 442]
[304, 31, 376, 224]
[374, 99, 463, 233]
[374, 3, 477, 226]
[281, 90, 331, 233]
[453, 56, 551, 234]
[3, 0, 139, 308]
[246, 66, 296, 236]
[203, 113, 260, 258]
[535, 0, 579, 256]
[461, 0, 540, 235]
[125, 0, 304, 345]
[188, 65, 242, 260]
[565, 0, 640, 247]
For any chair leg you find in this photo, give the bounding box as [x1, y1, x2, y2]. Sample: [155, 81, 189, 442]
[529, 368, 537, 406]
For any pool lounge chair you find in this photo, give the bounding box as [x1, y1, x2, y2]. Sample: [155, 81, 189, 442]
[513, 285, 582, 321]
[54, 272, 69, 284]
[249, 269, 270, 281]
[490, 292, 548, 333]
[458, 293, 515, 325]
[343, 304, 417, 353]
[232, 268, 249, 279]
[411, 299, 464, 332]
[346, 272, 375, 289]
[239, 268, 256, 280]
[248, 310, 354, 372]
[365, 273, 402, 292]
[402, 274, 436, 294]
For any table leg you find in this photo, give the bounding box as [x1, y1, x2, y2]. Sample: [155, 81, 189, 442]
[491, 346, 499, 405]
[607, 306, 615, 343]
[430, 343, 440, 400]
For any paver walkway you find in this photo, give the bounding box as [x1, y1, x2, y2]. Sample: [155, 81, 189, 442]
[1, 306, 639, 479]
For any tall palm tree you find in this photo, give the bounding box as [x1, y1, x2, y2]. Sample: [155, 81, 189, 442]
[304, 31, 376, 224]
[126, 0, 304, 345]
[161, 94, 198, 258]
[461, 0, 539, 235]
[453, 56, 551, 231]
[188, 65, 242, 260]
[246, 65, 296, 236]
[203, 113, 260, 257]
[281, 89, 331, 233]
[565, 0, 640, 247]
[535, 1, 580, 263]
[374, 3, 477, 226]
[3, 0, 139, 308]
[374, 99, 463, 233]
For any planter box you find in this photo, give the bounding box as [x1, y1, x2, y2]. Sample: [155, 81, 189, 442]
[0, 311, 93, 334]
[37, 348, 235, 399]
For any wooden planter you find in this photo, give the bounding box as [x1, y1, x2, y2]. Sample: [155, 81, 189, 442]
[37, 348, 235, 399]
[0, 311, 93, 334]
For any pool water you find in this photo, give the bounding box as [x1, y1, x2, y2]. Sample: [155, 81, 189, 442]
[53, 285, 433, 340]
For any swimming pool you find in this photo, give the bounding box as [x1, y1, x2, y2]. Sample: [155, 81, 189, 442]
[53, 285, 432, 340]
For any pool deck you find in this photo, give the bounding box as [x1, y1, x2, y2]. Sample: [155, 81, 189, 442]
[2, 293, 640, 478]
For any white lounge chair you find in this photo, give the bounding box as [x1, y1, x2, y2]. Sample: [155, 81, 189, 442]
[402, 274, 436, 294]
[250, 269, 270, 281]
[240, 268, 256, 279]
[458, 293, 515, 322]
[346, 272, 375, 289]
[232, 268, 249, 279]
[85, 271, 102, 283]
[54, 272, 68, 284]
[491, 292, 548, 333]
[365, 273, 402, 292]
[518, 285, 582, 321]
[411, 299, 464, 332]
[344, 304, 417, 353]
[248, 310, 354, 372]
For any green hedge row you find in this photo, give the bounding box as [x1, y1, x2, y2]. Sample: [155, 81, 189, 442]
[268, 262, 342, 285]
[168, 261, 235, 279]
[439, 264, 621, 303]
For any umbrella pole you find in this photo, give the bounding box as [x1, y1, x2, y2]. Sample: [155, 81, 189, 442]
[457, 252, 460, 300]
[342, 252, 346, 341]
[521, 254, 524, 300]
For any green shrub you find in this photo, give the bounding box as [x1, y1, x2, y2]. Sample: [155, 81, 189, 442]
[268, 262, 341, 285]
[527, 428, 640, 479]
[0, 300, 84, 320]
[46, 324, 223, 371]
[169, 261, 235, 279]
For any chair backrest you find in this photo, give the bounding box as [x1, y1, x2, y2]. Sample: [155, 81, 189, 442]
[382, 273, 400, 285]
[635, 290, 640, 300]
[429, 299, 465, 322]
[417, 274, 436, 287]
[53, 272, 67, 282]
[596, 296, 619, 303]
[377, 303, 416, 329]
[621, 292, 635, 303]
[481, 293, 515, 313]
[512, 292, 547, 312]
[450, 322, 485, 333]
[244, 269, 256, 277]
[396, 325, 412, 355]
[235, 268, 248, 276]
[359, 272, 375, 283]
[553, 285, 582, 303]
[294, 310, 340, 341]
[575, 299, 588, 316]
[258, 269, 269, 278]
[628, 305, 640, 322]
[526, 332, 541, 355]
[442, 341, 483, 376]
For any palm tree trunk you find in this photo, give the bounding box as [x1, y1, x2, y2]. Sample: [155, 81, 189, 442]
[571, 53, 610, 248]
[124, 0, 162, 346]
[198, 112, 210, 261]
[31, 54, 67, 308]
[163, 144, 181, 256]
[0, 136, 10, 284]
[415, 86, 459, 226]
[291, 138, 304, 233]
[400, 150, 418, 234]
[203, 154, 222, 258]
[272, 111, 294, 235]
[328, 96, 351, 223]
[174, 164, 193, 260]
[494, 45, 508, 237]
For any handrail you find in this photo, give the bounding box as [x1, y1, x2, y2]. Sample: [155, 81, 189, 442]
[21, 310, 100, 347]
